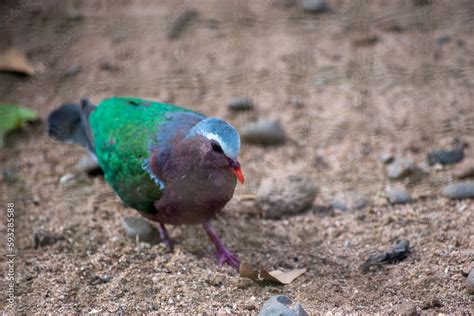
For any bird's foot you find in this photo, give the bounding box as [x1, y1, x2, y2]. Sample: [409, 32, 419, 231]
[216, 246, 241, 270]
[152, 222, 174, 251]
[202, 221, 240, 271]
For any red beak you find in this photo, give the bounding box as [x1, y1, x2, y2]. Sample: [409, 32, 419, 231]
[229, 159, 244, 184]
[232, 166, 245, 184]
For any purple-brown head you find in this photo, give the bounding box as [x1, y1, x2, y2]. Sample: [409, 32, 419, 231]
[186, 118, 244, 184]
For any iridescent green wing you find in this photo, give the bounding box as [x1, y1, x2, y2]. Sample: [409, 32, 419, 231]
[89, 97, 192, 212]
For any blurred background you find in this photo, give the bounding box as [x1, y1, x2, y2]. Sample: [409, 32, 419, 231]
[0, 0, 473, 314]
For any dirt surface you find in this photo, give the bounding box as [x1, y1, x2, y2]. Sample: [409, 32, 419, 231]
[1, 0, 473, 313]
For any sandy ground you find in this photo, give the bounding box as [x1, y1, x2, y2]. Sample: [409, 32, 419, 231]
[1, 0, 473, 313]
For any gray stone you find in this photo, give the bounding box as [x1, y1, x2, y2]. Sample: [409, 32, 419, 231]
[379, 152, 394, 164]
[387, 158, 416, 179]
[427, 147, 464, 166]
[388, 189, 413, 204]
[74, 154, 102, 175]
[396, 302, 418, 315]
[241, 120, 286, 145]
[437, 35, 451, 45]
[259, 295, 308, 316]
[59, 173, 76, 184]
[467, 269, 474, 294]
[442, 181, 474, 199]
[122, 217, 160, 243]
[257, 175, 317, 219]
[297, 0, 329, 13]
[331, 192, 367, 211]
[330, 199, 348, 212]
[228, 97, 253, 111]
[65, 64, 81, 77]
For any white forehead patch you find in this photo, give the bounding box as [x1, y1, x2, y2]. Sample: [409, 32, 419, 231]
[203, 131, 238, 160]
[187, 118, 241, 160]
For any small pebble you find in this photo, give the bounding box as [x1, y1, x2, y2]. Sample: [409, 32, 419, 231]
[3, 169, 18, 183]
[74, 154, 102, 175]
[32, 229, 64, 249]
[228, 97, 253, 111]
[241, 120, 286, 145]
[387, 189, 413, 204]
[467, 268, 474, 294]
[331, 192, 367, 211]
[167, 9, 198, 40]
[297, 0, 329, 13]
[386, 158, 416, 179]
[290, 96, 304, 108]
[427, 146, 464, 166]
[257, 175, 317, 219]
[330, 199, 348, 212]
[441, 181, 474, 199]
[100, 61, 120, 72]
[421, 296, 442, 310]
[91, 274, 111, 284]
[379, 152, 394, 164]
[122, 217, 160, 243]
[396, 302, 418, 316]
[60, 173, 76, 184]
[437, 35, 451, 45]
[258, 295, 308, 316]
[65, 64, 81, 77]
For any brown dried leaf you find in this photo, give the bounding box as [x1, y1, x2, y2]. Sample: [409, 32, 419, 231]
[240, 261, 306, 285]
[0, 48, 35, 76]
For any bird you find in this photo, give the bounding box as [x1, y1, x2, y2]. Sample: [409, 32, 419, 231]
[48, 97, 244, 270]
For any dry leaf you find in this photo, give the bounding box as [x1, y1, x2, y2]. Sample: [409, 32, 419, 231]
[240, 261, 306, 285]
[0, 48, 35, 76]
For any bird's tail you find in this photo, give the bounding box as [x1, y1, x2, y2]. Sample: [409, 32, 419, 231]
[47, 99, 96, 152]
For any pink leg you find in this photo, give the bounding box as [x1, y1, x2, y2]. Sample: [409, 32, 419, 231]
[202, 222, 240, 270]
[151, 222, 173, 251]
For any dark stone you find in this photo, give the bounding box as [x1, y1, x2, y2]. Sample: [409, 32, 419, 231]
[32, 229, 64, 249]
[167, 9, 199, 40]
[228, 97, 253, 111]
[427, 146, 464, 166]
[297, 0, 329, 13]
[361, 239, 410, 271]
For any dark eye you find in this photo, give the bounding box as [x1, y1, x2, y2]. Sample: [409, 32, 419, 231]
[211, 141, 224, 153]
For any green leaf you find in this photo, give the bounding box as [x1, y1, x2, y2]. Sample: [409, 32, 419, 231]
[0, 103, 38, 147]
